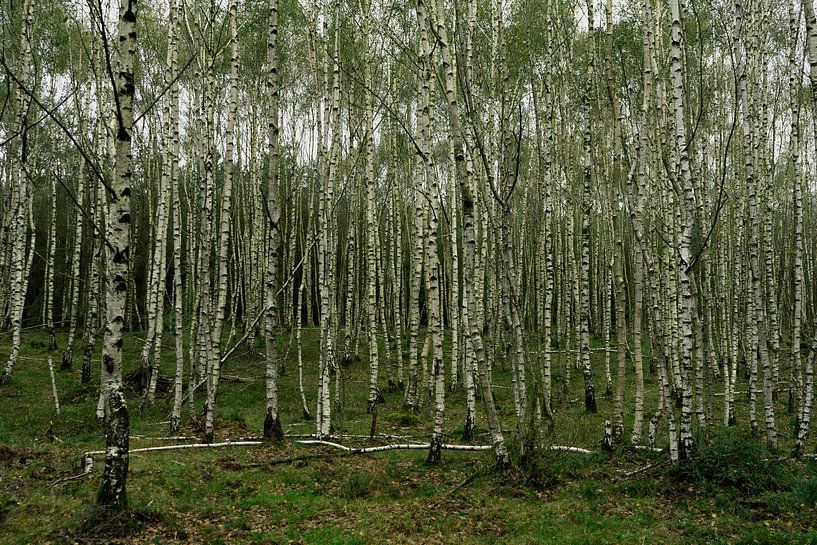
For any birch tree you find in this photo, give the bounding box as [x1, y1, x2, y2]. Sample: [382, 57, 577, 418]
[0, 0, 34, 386]
[264, 0, 284, 440]
[97, 0, 137, 508]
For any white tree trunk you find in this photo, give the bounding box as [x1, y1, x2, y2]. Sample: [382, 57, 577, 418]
[98, 0, 136, 508]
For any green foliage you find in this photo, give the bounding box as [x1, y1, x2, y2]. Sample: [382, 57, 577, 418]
[509, 440, 608, 493]
[516, 453, 562, 491]
[0, 491, 14, 523]
[2, 330, 815, 544]
[794, 478, 817, 508]
[340, 472, 395, 500]
[343, 473, 372, 499]
[733, 526, 817, 545]
[384, 412, 420, 427]
[670, 431, 795, 495]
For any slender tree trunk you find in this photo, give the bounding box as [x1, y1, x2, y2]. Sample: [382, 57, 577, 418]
[61, 165, 85, 371]
[0, 0, 33, 386]
[263, 0, 283, 441]
[363, 4, 381, 414]
[167, 0, 184, 434]
[429, 0, 508, 468]
[81, 179, 101, 385]
[44, 175, 58, 352]
[795, 0, 817, 454]
[97, 0, 137, 508]
[668, 0, 698, 460]
[735, 0, 776, 448]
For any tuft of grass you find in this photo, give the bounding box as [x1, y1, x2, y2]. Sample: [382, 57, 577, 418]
[794, 478, 817, 508]
[342, 472, 375, 499]
[0, 491, 15, 523]
[384, 412, 420, 427]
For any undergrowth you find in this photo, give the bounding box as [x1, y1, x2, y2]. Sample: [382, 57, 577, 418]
[668, 430, 796, 495]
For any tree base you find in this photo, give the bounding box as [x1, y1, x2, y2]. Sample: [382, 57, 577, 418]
[81, 356, 92, 385]
[462, 414, 476, 441]
[584, 388, 597, 413]
[426, 436, 442, 465]
[679, 436, 695, 461]
[601, 420, 613, 453]
[612, 424, 624, 445]
[368, 405, 378, 439]
[263, 411, 283, 441]
[493, 449, 510, 472]
[61, 349, 73, 371]
[98, 388, 129, 508]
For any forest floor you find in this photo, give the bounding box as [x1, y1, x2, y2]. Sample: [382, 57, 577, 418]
[1, 328, 817, 544]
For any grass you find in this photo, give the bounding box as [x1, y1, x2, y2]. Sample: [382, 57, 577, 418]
[0, 327, 816, 544]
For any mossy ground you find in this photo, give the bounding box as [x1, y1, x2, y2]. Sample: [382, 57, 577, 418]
[1, 328, 815, 544]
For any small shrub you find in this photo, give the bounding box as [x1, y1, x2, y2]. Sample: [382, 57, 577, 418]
[521, 455, 561, 491]
[670, 431, 795, 496]
[794, 478, 817, 508]
[384, 412, 420, 427]
[341, 472, 396, 499]
[343, 472, 372, 499]
[508, 443, 561, 491]
[0, 492, 15, 522]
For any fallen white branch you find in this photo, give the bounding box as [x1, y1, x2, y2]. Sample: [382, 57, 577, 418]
[632, 445, 664, 453]
[620, 458, 670, 479]
[549, 445, 595, 454]
[81, 438, 599, 464]
[83, 440, 263, 458]
[295, 439, 493, 453]
[51, 456, 94, 488]
[286, 432, 422, 442]
[129, 435, 198, 441]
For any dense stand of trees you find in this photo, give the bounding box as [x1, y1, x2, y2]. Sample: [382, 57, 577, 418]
[3, 0, 817, 506]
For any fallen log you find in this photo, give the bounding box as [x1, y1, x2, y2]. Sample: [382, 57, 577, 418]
[81, 438, 599, 468]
